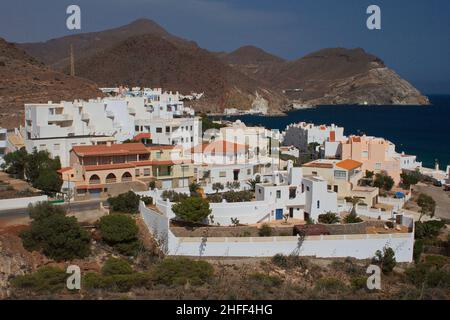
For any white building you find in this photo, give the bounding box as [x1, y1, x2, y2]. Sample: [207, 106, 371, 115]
[283, 122, 345, 152]
[0, 128, 7, 166]
[395, 152, 422, 170]
[23, 91, 199, 167]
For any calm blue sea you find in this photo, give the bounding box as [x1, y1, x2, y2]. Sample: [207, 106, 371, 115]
[218, 95, 450, 169]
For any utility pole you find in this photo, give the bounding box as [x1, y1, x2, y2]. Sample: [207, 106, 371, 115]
[70, 44, 75, 77]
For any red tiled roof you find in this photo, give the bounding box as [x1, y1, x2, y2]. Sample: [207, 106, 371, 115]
[133, 133, 151, 140]
[72, 143, 149, 157]
[146, 145, 176, 151]
[336, 159, 363, 170]
[84, 163, 135, 171]
[57, 167, 73, 173]
[190, 140, 248, 154]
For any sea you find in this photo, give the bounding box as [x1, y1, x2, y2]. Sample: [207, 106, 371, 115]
[216, 94, 450, 169]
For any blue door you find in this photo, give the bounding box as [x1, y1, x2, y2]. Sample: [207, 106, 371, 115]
[275, 209, 284, 220]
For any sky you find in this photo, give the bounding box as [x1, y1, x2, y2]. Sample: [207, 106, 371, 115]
[1, 0, 449, 93]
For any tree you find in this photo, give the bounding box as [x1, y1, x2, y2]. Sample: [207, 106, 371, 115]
[1, 147, 28, 179]
[33, 169, 63, 195]
[20, 203, 91, 261]
[101, 257, 133, 276]
[226, 181, 240, 190]
[400, 171, 420, 189]
[372, 247, 397, 274]
[98, 214, 140, 256]
[344, 212, 363, 224]
[318, 212, 340, 224]
[373, 172, 394, 191]
[417, 193, 436, 222]
[259, 223, 273, 237]
[246, 176, 261, 192]
[212, 182, 224, 193]
[172, 197, 211, 223]
[365, 170, 374, 179]
[107, 191, 141, 213]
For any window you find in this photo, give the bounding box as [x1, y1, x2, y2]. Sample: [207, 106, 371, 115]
[190, 137, 193, 142]
[247, 169, 251, 175]
[135, 169, 140, 177]
[334, 185, 338, 193]
[165, 126, 170, 133]
[190, 126, 193, 131]
[276, 190, 281, 199]
[54, 144, 60, 151]
[334, 170, 347, 180]
[312, 171, 318, 176]
[135, 125, 139, 131]
[306, 186, 310, 192]
[317, 200, 320, 209]
[375, 163, 382, 170]
[156, 127, 162, 133]
[289, 187, 296, 199]
[301, 184, 304, 193]
[155, 152, 162, 159]
[144, 168, 151, 176]
[219, 171, 226, 178]
[362, 151, 369, 158]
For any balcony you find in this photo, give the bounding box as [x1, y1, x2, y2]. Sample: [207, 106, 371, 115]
[48, 114, 73, 122]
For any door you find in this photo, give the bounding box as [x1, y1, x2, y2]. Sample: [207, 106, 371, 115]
[275, 209, 284, 220]
[289, 207, 294, 218]
[179, 178, 188, 188]
[233, 169, 240, 181]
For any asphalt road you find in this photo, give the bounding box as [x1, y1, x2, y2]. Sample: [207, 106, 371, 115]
[0, 200, 103, 220]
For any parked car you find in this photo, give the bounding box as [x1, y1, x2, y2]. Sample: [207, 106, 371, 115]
[433, 180, 442, 187]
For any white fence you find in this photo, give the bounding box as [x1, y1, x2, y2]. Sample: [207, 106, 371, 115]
[378, 195, 410, 211]
[337, 201, 393, 220]
[140, 201, 414, 262]
[0, 195, 48, 210]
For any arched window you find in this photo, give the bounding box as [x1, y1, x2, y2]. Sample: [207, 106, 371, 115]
[105, 173, 117, 184]
[89, 174, 100, 185]
[121, 172, 132, 182]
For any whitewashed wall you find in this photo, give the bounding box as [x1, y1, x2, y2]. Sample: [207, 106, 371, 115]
[140, 201, 414, 262]
[0, 195, 48, 210]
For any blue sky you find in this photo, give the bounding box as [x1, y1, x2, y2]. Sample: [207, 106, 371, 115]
[1, 0, 449, 93]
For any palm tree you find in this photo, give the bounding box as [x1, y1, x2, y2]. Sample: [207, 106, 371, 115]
[246, 176, 261, 192]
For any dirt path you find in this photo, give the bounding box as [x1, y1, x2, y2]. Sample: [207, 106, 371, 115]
[411, 183, 450, 220]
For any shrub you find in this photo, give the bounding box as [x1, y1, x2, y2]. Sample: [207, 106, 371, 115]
[343, 212, 363, 224]
[212, 182, 224, 193]
[98, 214, 140, 256]
[107, 191, 140, 213]
[152, 257, 214, 286]
[413, 239, 424, 263]
[405, 263, 450, 289]
[315, 277, 347, 293]
[415, 220, 445, 240]
[83, 272, 152, 292]
[140, 196, 153, 206]
[101, 258, 133, 276]
[373, 172, 394, 191]
[258, 223, 273, 237]
[372, 247, 397, 274]
[149, 181, 156, 190]
[172, 197, 211, 223]
[222, 190, 253, 202]
[350, 276, 368, 291]
[400, 171, 420, 189]
[161, 190, 188, 202]
[417, 193, 436, 221]
[271, 254, 308, 269]
[248, 272, 283, 288]
[20, 203, 90, 261]
[318, 212, 340, 224]
[207, 193, 223, 203]
[11, 266, 67, 294]
[272, 254, 288, 268]
[423, 255, 448, 269]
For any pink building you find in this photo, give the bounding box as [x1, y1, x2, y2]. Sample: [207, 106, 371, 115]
[341, 135, 401, 184]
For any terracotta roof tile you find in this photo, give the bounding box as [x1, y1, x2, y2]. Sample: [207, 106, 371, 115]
[336, 159, 362, 170]
[72, 143, 149, 157]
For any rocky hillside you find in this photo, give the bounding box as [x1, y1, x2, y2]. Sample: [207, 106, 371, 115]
[0, 38, 102, 128]
[67, 34, 286, 114]
[220, 47, 429, 106]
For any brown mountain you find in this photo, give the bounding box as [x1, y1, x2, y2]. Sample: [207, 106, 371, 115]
[0, 38, 102, 128]
[221, 47, 429, 106]
[65, 34, 286, 113]
[18, 18, 196, 70]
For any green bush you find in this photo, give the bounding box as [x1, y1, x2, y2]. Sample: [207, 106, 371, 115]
[318, 212, 340, 224]
[20, 203, 90, 261]
[84, 272, 152, 292]
[350, 276, 368, 291]
[258, 223, 273, 237]
[405, 263, 450, 289]
[413, 239, 424, 263]
[207, 193, 223, 203]
[271, 254, 308, 269]
[107, 191, 141, 213]
[101, 258, 133, 276]
[172, 197, 211, 223]
[11, 266, 67, 293]
[152, 257, 214, 286]
[272, 254, 288, 268]
[414, 220, 445, 240]
[372, 247, 397, 274]
[343, 212, 363, 224]
[315, 277, 347, 293]
[423, 255, 448, 269]
[222, 190, 253, 203]
[248, 272, 283, 288]
[373, 172, 394, 191]
[98, 214, 140, 256]
[140, 196, 153, 206]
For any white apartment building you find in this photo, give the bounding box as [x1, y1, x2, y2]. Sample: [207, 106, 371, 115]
[23, 91, 199, 167]
[395, 152, 422, 170]
[283, 122, 345, 152]
[0, 128, 7, 165]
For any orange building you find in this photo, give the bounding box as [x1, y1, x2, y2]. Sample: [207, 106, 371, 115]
[60, 142, 193, 200]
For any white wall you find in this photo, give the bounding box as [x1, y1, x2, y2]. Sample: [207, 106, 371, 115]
[0, 195, 48, 210]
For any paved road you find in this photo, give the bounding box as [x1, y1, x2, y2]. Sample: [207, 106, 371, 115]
[412, 184, 450, 220]
[0, 199, 103, 220]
